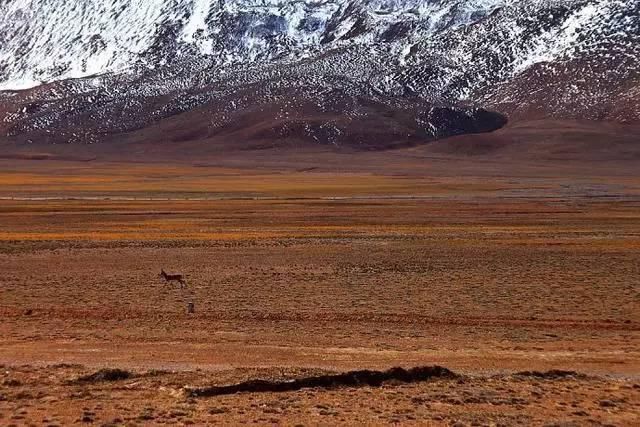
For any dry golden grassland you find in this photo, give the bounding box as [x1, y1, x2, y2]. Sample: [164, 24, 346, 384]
[0, 159, 639, 425]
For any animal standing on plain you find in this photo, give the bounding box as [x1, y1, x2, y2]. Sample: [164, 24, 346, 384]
[160, 269, 186, 287]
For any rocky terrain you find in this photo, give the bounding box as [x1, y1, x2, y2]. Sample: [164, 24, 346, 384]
[0, 0, 638, 150]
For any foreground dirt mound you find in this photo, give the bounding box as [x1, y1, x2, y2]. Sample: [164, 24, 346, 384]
[188, 366, 457, 397]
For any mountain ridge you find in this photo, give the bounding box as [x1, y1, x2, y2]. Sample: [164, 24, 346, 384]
[1, 0, 638, 150]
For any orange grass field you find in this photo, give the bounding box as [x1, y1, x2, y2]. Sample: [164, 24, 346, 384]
[1, 158, 639, 425]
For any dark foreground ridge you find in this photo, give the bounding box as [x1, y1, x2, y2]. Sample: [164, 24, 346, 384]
[187, 366, 457, 397]
[72, 368, 134, 383]
[514, 370, 588, 380]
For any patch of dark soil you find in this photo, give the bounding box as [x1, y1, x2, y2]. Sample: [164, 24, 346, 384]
[72, 368, 135, 383]
[187, 366, 457, 397]
[514, 370, 587, 380]
[48, 363, 85, 369]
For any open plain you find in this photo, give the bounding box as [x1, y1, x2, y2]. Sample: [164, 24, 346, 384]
[1, 150, 639, 425]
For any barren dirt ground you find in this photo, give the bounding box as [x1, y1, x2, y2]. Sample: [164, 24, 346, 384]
[0, 158, 639, 425]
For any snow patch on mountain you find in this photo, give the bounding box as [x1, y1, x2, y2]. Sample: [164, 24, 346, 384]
[512, 2, 602, 74]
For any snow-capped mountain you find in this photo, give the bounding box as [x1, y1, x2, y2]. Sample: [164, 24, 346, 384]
[0, 0, 507, 90]
[0, 0, 638, 148]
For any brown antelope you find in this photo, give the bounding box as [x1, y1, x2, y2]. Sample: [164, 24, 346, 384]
[160, 269, 186, 287]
